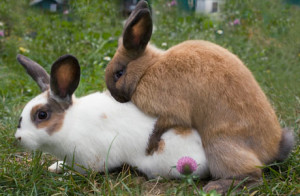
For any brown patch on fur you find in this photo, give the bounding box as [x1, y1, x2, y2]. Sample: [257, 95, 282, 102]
[101, 114, 108, 119]
[30, 92, 68, 135]
[30, 104, 44, 122]
[174, 127, 192, 137]
[156, 139, 165, 154]
[39, 113, 65, 135]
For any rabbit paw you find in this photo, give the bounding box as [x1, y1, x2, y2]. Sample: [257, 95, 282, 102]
[48, 161, 65, 174]
[146, 138, 160, 155]
[203, 180, 227, 195]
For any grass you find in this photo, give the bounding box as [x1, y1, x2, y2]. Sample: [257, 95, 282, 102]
[0, 0, 299, 195]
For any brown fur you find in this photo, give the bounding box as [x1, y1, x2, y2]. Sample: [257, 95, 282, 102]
[105, 1, 294, 194]
[56, 64, 76, 92]
[174, 127, 193, 137]
[157, 140, 165, 154]
[30, 92, 67, 135]
[203, 171, 261, 195]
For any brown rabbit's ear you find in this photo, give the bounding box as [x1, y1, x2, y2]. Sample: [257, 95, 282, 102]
[50, 55, 80, 101]
[123, 0, 152, 54]
[17, 54, 50, 92]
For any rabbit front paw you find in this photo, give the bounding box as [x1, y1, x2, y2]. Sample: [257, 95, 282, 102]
[146, 138, 160, 155]
[48, 161, 65, 174]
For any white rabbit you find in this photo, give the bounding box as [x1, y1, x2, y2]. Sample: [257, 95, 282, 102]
[15, 54, 209, 179]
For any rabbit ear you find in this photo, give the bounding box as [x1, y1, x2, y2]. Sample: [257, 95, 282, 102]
[17, 54, 50, 92]
[123, 0, 152, 54]
[50, 55, 80, 101]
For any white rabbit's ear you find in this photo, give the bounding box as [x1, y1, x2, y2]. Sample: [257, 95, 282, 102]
[50, 55, 80, 102]
[123, 0, 152, 54]
[17, 54, 50, 92]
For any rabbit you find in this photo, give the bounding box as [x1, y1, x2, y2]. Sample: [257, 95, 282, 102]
[14, 54, 209, 179]
[104, 0, 295, 194]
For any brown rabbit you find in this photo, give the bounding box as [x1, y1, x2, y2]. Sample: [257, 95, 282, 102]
[105, 1, 294, 194]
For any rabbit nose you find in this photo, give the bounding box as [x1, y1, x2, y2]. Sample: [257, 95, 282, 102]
[17, 137, 21, 141]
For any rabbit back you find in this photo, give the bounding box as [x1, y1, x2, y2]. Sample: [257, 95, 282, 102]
[132, 40, 282, 165]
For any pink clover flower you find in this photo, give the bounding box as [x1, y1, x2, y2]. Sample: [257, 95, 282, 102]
[176, 156, 197, 175]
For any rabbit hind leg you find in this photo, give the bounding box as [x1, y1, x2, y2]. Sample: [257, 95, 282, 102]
[203, 140, 262, 194]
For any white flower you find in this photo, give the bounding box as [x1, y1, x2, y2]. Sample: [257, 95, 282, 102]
[103, 56, 111, 61]
[161, 42, 167, 47]
[217, 30, 223, 35]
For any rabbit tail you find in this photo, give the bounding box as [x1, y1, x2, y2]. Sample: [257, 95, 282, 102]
[276, 127, 295, 162]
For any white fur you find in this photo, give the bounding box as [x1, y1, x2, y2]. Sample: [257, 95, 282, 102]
[15, 91, 209, 179]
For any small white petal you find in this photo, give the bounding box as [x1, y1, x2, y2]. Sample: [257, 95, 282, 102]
[217, 30, 223, 35]
[103, 56, 111, 61]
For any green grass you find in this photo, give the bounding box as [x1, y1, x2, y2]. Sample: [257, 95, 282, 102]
[0, 0, 299, 195]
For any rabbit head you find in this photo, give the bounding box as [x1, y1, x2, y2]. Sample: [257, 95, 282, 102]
[105, 0, 155, 103]
[15, 54, 80, 150]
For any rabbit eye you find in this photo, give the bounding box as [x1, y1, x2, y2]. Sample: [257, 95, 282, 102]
[37, 111, 48, 120]
[114, 69, 124, 81]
